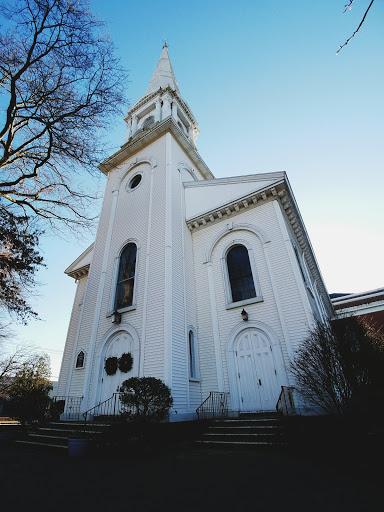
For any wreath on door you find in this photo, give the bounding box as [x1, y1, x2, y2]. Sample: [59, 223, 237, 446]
[118, 352, 133, 373]
[104, 356, 118, 375]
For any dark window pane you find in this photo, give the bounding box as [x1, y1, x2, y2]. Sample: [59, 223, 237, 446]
[76, 351, 85, 368]
[115, 243, 136, 309]
[116, 278, 134, 309]
[118, 243, 136, 281]
[189, 331, 195, 378]
[227, 245, 256, 302]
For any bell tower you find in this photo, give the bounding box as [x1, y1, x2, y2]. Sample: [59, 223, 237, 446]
[124, 44, 199, 147]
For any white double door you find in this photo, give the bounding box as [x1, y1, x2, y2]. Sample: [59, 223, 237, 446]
[234, 328, 280, 411]
[100, 331, 134, 403]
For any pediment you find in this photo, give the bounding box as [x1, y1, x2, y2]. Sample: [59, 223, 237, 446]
[65, 243, 94, 279]
[184, 172, 285, 220]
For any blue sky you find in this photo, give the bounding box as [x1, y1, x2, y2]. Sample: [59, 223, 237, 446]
[7, 0, 384, 378]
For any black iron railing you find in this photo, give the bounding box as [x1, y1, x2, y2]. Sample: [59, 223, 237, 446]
[276, 386, 296, 415]
[83, 392, 123, 424]
[196, 391, 229, 420]
[50, 395, 83, 421]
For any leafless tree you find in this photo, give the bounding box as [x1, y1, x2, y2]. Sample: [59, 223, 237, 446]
[291, 316, 384, 415]
[0, 0, 127, 228]
[337, 0, 376, 54]
[0, 343, 35, 397]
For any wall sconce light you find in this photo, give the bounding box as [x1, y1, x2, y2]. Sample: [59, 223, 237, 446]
[111, 310, 122, 324]
[241, 309, 248, 321]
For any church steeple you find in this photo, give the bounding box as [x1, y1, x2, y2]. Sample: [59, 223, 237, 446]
[146, 43, 179, 95]
[124, 46, 199, 146]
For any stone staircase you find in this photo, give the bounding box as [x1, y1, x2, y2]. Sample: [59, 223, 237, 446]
[14, 421, 107, 453]
[196, 411, 288, 448]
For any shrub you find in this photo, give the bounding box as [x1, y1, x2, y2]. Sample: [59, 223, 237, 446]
[291, 316, 384, 415]
[7, 354, 52, 426]
[119, 377, 173, 423]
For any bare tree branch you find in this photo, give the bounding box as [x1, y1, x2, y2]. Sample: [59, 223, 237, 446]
[337, 0, 376, 55]
[0, 0, 128, 228]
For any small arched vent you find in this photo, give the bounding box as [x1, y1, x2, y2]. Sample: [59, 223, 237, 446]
[142, 116, 155, 129]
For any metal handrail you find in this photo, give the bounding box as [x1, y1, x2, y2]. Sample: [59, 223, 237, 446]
[83, 392, 122, 424]
[196, 391, 229, 420]
[50, 395, 83, 421]
[276, 386, 296, 416]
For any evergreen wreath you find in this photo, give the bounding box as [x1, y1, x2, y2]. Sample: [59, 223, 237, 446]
[104, 356, 118, 375]
[118, 352, 133, 373]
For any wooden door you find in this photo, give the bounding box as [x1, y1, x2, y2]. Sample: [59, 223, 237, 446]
[235, 329, 279, 411]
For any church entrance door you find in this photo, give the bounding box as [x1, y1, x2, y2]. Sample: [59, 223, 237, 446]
[234, 328, 280, 411]
[100, 331, 134, 404]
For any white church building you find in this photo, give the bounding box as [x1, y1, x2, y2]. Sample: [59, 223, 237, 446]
[57, 45, 334, 421]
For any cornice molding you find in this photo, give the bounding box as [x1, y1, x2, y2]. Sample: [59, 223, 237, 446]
[183, 172, 286, 188]
[66, 264, 90, 281]
[186, 182, 283, 230]
[124, 86, 197, 127]
[98, 117, 213, 180]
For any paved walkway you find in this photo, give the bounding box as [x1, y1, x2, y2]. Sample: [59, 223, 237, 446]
[0, 443, 381, 511]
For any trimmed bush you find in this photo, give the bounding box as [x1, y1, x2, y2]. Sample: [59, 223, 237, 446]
[120, 377, 173, 423]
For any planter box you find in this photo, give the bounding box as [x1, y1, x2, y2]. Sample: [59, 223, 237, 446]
[67, 438, 90, 457]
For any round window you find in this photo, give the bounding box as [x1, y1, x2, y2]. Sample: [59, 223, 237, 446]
[129, 174, 142, 190]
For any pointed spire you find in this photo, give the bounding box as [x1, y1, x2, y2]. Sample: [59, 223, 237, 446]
[146, 44, 179, 95]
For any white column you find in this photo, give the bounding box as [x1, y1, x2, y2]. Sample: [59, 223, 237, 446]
[171, 101, 178, 121]
[140, 163, 155, 376]
[155, 98, 161, 122]
[162, 93, 172, 119]
[82, 186, 120, 410]
[125, 118, 132, 142]
[164, 133, 173, 388]
[131, 114, 138, 134]
[206, 261, 225, 391]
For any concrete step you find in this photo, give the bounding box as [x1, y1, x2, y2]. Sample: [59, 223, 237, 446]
[208, 425, 284, 433]
[198, 411, 288, 449]
[38, 427, 104, 436]
[195, 440, 288, 448]
[14, 420, 110, 454]
[28, 433, 69, 446]
[239, 411, 281, 419]
[203, 434, 286, 443]
[212, 418, 282, 427]
[49, 421, 108, 430]
[15, 439, 68, 452]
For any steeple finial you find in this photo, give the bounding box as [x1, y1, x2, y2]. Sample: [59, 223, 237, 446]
[146, 44, 179, 95]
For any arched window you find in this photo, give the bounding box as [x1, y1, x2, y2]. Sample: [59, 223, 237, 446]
[227, 245, 256, 303]
[115, 243, 137, 310]
[188, 329, 199, 380]
[75, 350, 85, 369]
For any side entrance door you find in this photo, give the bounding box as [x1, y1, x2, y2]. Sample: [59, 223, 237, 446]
[234, 328, 280, 411]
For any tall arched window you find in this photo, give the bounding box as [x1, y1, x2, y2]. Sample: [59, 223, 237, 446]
[188, 329, 199, 380]
[227, 245, 256, 303]
[115, 243, 137, 310]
